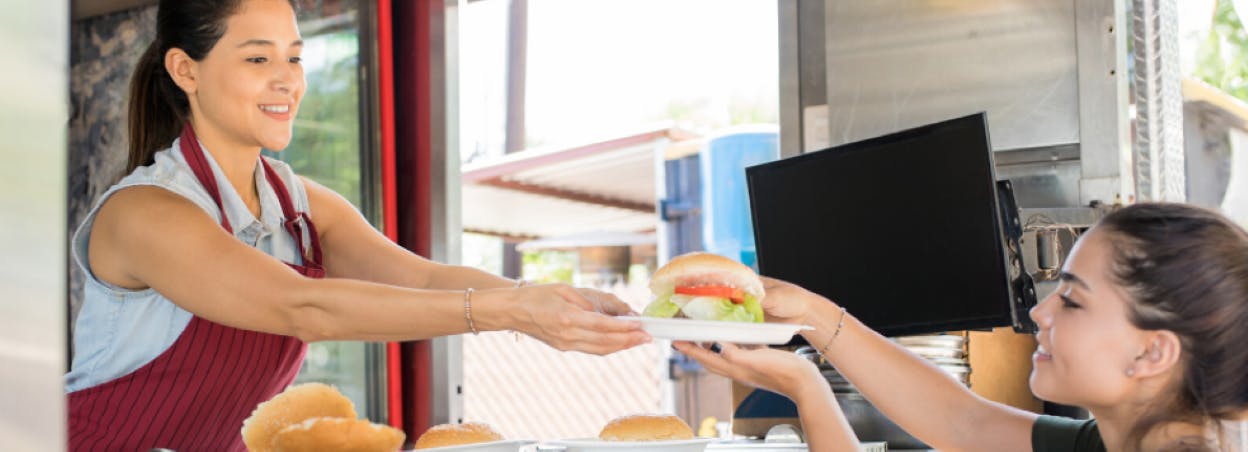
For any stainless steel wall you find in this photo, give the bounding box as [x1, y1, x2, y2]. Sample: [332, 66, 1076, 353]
[0, 0, 69, 450]
[822, 1, 1080, 152]
[780, 0, 1136, 208]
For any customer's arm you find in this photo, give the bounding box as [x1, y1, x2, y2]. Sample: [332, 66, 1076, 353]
[787, 283, 1038, 451]
[673, 342, 860, 452]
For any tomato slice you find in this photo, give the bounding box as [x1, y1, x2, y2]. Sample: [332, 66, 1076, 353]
[675, 285, 745, 303]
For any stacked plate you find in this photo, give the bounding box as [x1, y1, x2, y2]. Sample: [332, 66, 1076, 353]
[895, 334, 971, 387]
[796, 333, 971, 449]
[797, 334, 970, 391]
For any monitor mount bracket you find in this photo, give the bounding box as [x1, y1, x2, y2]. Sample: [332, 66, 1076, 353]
[997, 180, 1038, 333]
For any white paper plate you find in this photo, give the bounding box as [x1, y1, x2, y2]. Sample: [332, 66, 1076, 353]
[405, 439, 537, 452]
[704, 441, 887, 451]
[544, 437, 712, 452]
[621, 317, 813, 345]
[705, 441, 808, 450]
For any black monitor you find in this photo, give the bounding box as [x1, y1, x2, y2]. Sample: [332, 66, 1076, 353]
[746, 113, 1012, 337]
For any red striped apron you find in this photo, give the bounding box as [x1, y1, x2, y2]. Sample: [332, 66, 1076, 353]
[68, 124, 326, 451]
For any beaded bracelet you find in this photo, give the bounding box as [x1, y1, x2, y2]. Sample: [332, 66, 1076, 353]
[817, 307, 848, 356]
[463, 288, 479, 335]
[509, 279, 527, 342]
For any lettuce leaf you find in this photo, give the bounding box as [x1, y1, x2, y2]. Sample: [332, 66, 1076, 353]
[642, 295, 682, 318]
[643, 293, 764, 323]
[742, 293, 764, 323]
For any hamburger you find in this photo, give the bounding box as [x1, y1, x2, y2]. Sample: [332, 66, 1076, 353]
[642, 252, 764, 323]
[271, 417, 405, 452]
[599, 414, 695, 441]
[414, 422, 505, 449]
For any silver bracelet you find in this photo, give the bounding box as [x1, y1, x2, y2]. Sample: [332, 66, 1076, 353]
[464, 288, 479, 335]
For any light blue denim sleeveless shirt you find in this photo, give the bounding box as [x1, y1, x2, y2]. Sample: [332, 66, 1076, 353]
[66, 138, 311, 392]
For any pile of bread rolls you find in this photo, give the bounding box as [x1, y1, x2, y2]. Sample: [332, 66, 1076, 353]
[244, 384, 694, 451]
[242, 383, 405, 452]
[413, 413, 692, 448]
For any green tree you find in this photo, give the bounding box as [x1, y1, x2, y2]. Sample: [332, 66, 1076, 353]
[1196, 0, 1248, 102]
[522, 250, 577, 284]
[268, 31, 362, 206]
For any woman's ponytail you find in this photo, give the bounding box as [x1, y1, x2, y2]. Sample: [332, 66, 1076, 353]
[126, 37, 187, 173]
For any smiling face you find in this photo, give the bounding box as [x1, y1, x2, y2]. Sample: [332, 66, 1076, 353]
[1027, 227, 1153, 409]
[183, 0, 304, 152]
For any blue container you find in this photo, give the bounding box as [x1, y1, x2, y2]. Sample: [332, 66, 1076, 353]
[700, 126, 779, 267]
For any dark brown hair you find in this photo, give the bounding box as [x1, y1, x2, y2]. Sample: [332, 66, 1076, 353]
[126, 0, 296, 172]
[1097, 203, 1248, 450]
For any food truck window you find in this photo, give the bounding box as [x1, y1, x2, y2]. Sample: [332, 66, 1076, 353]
[263, 0, 382, 419]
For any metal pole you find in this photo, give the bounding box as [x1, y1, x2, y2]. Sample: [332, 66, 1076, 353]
[1131, 0, 1187, 201]
[504, 0, 528, 154]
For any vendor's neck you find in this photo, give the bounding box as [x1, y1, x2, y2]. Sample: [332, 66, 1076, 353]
[188, 117, 262, 215]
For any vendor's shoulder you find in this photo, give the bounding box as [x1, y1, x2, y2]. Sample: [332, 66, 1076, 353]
[95, 185, 214, 232]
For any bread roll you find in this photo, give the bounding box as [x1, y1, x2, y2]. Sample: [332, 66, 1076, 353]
[414, 422, 505, 449]
[599, 414, 694, 441]
[649, 252, 764, 300]
[241, 383, 358, 452]
[272, 417, 405, 452]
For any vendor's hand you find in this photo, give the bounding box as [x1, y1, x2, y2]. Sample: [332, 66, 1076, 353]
[672, 341, 823, 399]
[573, 287, 638, 316]
[509, 284, 651, 355]
[760, 276, 819, 325]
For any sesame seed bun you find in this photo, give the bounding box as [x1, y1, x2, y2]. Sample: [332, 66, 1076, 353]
[414, 422, 505, 449]
[598, 414, 695, 441]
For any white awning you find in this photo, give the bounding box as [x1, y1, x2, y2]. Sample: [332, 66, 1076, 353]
[461, 126, 699, 239]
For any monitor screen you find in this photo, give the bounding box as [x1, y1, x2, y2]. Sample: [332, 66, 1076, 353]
[747, 113, 1012, 337]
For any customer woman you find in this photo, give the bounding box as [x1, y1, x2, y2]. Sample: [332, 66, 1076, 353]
[66, 0, 650, 450]
[677, 203, 1248, 451]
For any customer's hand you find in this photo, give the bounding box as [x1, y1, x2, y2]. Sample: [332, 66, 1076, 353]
[759, 276, 820, 325]
[673, 341, 823, 399]
[508, 284, 650, 355]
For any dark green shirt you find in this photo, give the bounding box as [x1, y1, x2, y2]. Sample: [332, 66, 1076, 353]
[1032, 415, 1107, 452]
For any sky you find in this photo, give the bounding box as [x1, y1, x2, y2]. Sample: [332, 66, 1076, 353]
[460, 0, 779, 162]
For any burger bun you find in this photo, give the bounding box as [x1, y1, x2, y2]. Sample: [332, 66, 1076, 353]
[414, 422, 505, 449]
[649, 252, 764, 300]
[271, 417, 405, 452]
[242, 383, 358, 452]
[598, 414, 695, 441]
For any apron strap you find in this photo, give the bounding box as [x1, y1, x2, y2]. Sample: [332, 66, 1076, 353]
[260, 158, 325, 274]
[179, 124, 325, 275]
[179, 124, 234, 234]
